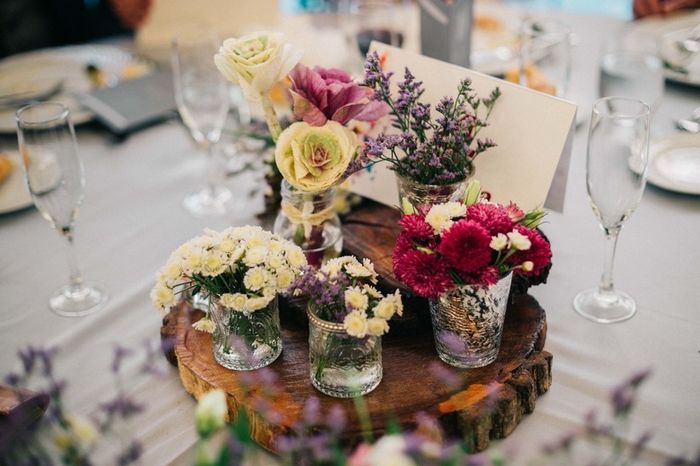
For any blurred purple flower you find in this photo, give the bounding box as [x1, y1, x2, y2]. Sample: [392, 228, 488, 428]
[611, 368, 652, 417]
[289, 63, 389, 126]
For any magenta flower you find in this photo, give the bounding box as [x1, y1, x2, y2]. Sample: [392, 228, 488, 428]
[289, 63, 389, 126]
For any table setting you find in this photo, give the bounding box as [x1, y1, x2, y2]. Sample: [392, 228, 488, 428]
[0, 1, 699, 466]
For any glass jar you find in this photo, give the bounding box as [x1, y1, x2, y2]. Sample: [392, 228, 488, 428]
[396, 172, 471, 214]
[429, 273, 512, 369]
[209, 296, 282, 371]
[307, 305, 382, 398]
[273, 180, 342, 268]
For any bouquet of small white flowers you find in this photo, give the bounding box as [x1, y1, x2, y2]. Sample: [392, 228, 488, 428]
[289, 256, 403, 338]
[152, 226, 306, 319]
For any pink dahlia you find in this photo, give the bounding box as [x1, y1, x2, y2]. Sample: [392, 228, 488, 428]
[399, 213, 435, 241]
[466, 202, 514, 235]
[393, 249, 452, 299]
[289, 64, 389, 126]
[507, 224, 552, 276]
[437, 219, 492, 274]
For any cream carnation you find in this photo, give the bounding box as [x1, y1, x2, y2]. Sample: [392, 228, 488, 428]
[507, 230, 532, 251]
[426, 202, 466, 233]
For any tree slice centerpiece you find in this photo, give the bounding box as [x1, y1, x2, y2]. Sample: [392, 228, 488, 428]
[160, 202, 552, 452]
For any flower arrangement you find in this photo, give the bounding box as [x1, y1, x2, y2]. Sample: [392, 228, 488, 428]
[215, 32, 387, 194]
[393, 181, 551, 299]
[150, 226, 307, 370]
[345, 51, 502, 186]
[290, 256, 402, 337]
[151, 226, 307, 323]
[289, 255, 402, 397]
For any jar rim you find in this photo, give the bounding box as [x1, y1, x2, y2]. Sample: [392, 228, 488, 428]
[307, 305, 346, 334]
[395, 171, 470, 189]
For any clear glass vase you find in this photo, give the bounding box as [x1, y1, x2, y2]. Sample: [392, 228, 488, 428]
[307, 305, 382, 398]
[396, 172, 471, 214]
[209, 296, 282, 371]
[273, 180, 343, 268]
[429, 273, 512, 368]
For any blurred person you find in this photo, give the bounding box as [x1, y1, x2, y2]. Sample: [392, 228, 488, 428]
[633, 0, 700, 17]
[0, 0, 152, 58]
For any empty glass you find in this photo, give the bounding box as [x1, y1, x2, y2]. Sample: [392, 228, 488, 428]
[573, 97, 650, 323]
[519, 18, 572, 98]
[16, 102, 108, 317]
[340, 0, 406, 71]
[599, 48, 664, 113]
[172, 27, 232, 216]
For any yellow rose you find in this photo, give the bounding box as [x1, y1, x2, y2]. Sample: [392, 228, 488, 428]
[275, 121, 358, 193]
[214, 32, 302, 101]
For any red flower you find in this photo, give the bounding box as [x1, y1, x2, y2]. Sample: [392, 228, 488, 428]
[393, 248, 452, 299]
[459, 266, 500, 286]
[398, 213, 435, 241]
[437, 220, 492, 274]
[507, 225, 552, 276]
[466, 202, 514, 235]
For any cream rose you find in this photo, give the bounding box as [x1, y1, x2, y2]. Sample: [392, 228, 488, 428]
[275, 121, 358, 193]
[214, 32, 302, 101]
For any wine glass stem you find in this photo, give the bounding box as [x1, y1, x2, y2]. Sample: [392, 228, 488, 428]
[62, 227, 84, 291]
[205, 141, 218, 196]
[599, 229, 620, 295]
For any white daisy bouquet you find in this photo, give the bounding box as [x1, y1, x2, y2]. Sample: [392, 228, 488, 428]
[150, 226, 307, 333]
[289, 256, 403, 338]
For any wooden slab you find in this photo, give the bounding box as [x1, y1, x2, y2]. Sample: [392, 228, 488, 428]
[162, 294, 550, 452]
[161, 201, 552, 452]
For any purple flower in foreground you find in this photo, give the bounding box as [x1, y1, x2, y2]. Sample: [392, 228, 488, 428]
[289, 63, 388, 126]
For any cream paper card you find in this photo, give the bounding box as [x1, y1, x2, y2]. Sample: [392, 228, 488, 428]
[347, 43, 577, 212]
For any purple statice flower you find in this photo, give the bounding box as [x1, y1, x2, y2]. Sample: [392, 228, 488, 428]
[116, 440, 143, 466]
[354, 52, 501, 185]
[610, 368, 652, 417]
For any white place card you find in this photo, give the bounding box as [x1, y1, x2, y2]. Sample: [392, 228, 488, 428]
[347, 43, 577, 212]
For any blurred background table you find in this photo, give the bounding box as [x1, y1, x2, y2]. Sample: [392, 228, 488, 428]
[1, 2, 699, 465]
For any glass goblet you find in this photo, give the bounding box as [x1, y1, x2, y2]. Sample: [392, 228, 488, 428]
[16, 102, 108, 317]
[573, 97, 651, 323]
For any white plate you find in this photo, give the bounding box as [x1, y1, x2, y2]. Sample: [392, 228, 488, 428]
[0, 152, 33, 214]
[0, 44, 154, 133]
[646, 133, 700, 195]
[624, 10, 700, 87]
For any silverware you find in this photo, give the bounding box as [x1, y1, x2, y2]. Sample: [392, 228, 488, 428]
[0, 80, 64, 110]
[676, 106, 700, 133]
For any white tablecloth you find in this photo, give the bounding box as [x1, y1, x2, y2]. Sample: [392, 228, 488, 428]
[1, 9, 699, 466]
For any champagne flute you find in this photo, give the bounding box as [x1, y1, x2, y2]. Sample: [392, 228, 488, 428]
[16, 102, 108, 317]
[573, 97, 650, 323]
[172, 27, 232, 216]
[519, 18, 572, 98]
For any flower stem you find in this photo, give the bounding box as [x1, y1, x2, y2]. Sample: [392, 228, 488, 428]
[260, 94, 282, 143]
[599, 229, 621, 296]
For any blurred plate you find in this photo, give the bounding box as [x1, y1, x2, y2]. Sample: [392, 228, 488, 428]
[0, 44, 154, 133]
[639, 134, 700, 195]
[624, 10, 700, 87]
[0, 152, 33, 214]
